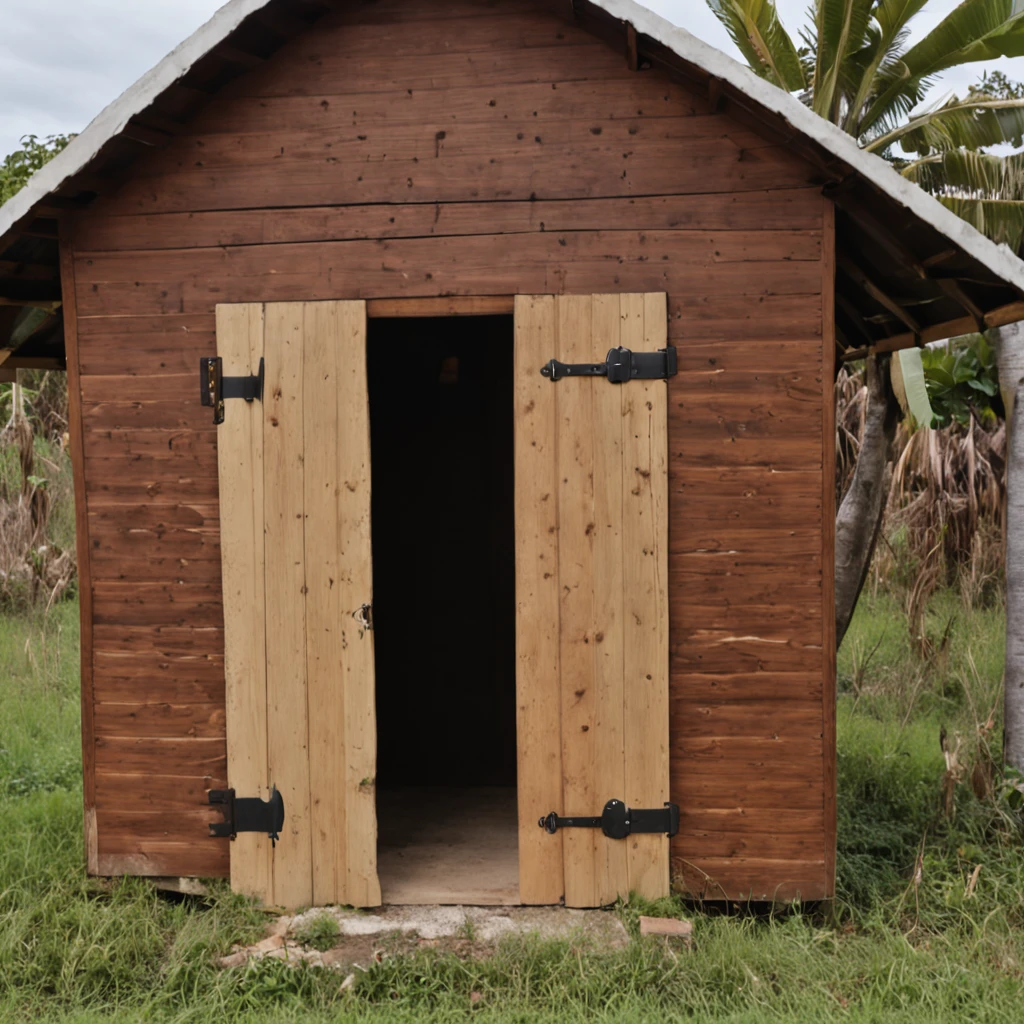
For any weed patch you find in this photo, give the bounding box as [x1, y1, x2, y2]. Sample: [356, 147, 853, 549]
[293, 912, 342, 952]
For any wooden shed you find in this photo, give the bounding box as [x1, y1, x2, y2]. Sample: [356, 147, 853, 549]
[2, 0, 1024, 909]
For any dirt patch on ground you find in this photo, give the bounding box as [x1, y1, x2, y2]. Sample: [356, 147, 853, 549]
[217, 904, 632, 973]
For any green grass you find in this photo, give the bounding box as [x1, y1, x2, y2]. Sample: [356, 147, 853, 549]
[1, 594, 1022, 1022]
[292, 913, 341, 953]
[0, 601, 80, 798]
[835, 590, 1023, 922]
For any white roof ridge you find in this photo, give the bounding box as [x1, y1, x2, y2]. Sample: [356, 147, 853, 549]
[1, 0, 1023, 297]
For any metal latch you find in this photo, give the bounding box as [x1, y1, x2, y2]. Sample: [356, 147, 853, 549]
[539, 799, 679, 839]
[200, 357, 265, 424]
[209, 786, 285, 845]
[540, 346, 677, 383]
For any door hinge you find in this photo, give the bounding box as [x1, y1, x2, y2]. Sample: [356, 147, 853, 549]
[200, 356, 265, 425]
[209, 786, 285, 845]
[540, 346, 677, 384]
[539, 799, 679, 839]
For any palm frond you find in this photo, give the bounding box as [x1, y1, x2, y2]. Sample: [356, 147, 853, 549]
[867, 96, 1024, 154]
[873, 0, 931, 39]
[901, 0, 1024, 79]
[938, 196, 1024, 249]
[812, 0, 877, 120]
[903, 150, 1024, 248]
[845, 1, 929, 134]
[904, 149, 1024, 196]
[857, 62, 935, 139]
[863, 0, 1024, 135]
[705, 0, 806, 90]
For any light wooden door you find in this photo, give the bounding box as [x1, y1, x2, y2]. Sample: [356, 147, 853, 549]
[216, 300, 380, 909]
[515, 294, 671, 908]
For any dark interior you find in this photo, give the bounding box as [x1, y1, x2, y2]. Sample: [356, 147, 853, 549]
[368, 315, 516, 789]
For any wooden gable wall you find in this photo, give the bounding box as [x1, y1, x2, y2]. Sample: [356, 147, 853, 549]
[63, 0, 835, 900]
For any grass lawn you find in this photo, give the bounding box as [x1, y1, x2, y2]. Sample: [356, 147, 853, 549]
[1, 594, 1022, 1022]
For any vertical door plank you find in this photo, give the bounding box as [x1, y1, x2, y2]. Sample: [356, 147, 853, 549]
[303, 301, 346, 906]
[517, 292, 671, 908]
[622, 292, 671, 899]
[216, 303, 271, 901]
[263, 302, 313, 909]
[219, 299, 378, 909]
[589, 294, 628, 905]
[334, 300, 381, 908]
[556, 294, 603, 909]
[513, 295, 562, 905]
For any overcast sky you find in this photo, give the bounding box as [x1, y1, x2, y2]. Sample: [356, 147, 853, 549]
[2, 0, 1023, 158]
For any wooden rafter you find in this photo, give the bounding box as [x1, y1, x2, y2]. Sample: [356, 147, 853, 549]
[256, 7, 315, 37]
[837, 253, 920, 336]
[0, 297, 61, 311]
[0, 260, 59, 281]
[34, 197, 90, 218]
[131, 110, 189, 135]
[2, 355, 66, 370]
[839, 205, 928, 280]
[16, 221, 58, 240]
[922, 249, 956, 268]
[707, 75, 725, 112]
[836, 201, 987, 331]
[841, 299, 1024, 361]
[213, 42, 267, 69]
[835, 292, 875, 345]
[626, 23, 639, 71]
[936, 279, 986, 331]
[121, 121, 175, 148]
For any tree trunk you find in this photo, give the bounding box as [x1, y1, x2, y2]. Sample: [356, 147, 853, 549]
[835, 353, 899, 647]
[994, 323, 1024, 772]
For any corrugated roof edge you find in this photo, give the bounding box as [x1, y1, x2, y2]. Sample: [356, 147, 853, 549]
[1, 0, 1023, 298]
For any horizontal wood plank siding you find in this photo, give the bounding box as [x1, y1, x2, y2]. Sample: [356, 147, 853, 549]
[70, 0, 830, 897]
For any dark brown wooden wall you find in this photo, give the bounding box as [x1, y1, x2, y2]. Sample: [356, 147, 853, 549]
[65, 0, 835, 898]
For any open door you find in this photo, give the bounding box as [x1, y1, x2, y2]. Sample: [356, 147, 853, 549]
[215, 300, 380, 909]
[515, 294, 672, 908]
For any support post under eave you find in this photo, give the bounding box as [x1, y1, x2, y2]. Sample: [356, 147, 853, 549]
[57, 235, 99, 876]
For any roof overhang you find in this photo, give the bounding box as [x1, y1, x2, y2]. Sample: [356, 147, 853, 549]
[1, 0, 1023, 369]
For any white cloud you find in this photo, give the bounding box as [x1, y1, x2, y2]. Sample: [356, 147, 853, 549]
[1, 0, 1022, 158]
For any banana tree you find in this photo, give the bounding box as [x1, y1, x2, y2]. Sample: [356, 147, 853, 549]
[707, 0, 1024, 648]
[994, 323, 1024, 771]
[906, 150, 1024, 251]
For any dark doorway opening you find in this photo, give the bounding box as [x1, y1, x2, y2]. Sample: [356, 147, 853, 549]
[368, 314, 518, 904]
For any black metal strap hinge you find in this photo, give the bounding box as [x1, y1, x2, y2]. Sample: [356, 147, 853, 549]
[541, 346, 677, 384]
[539, 799, 679, 839]
[209, 786, 285, 845]
[200, 357, 265, 425]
